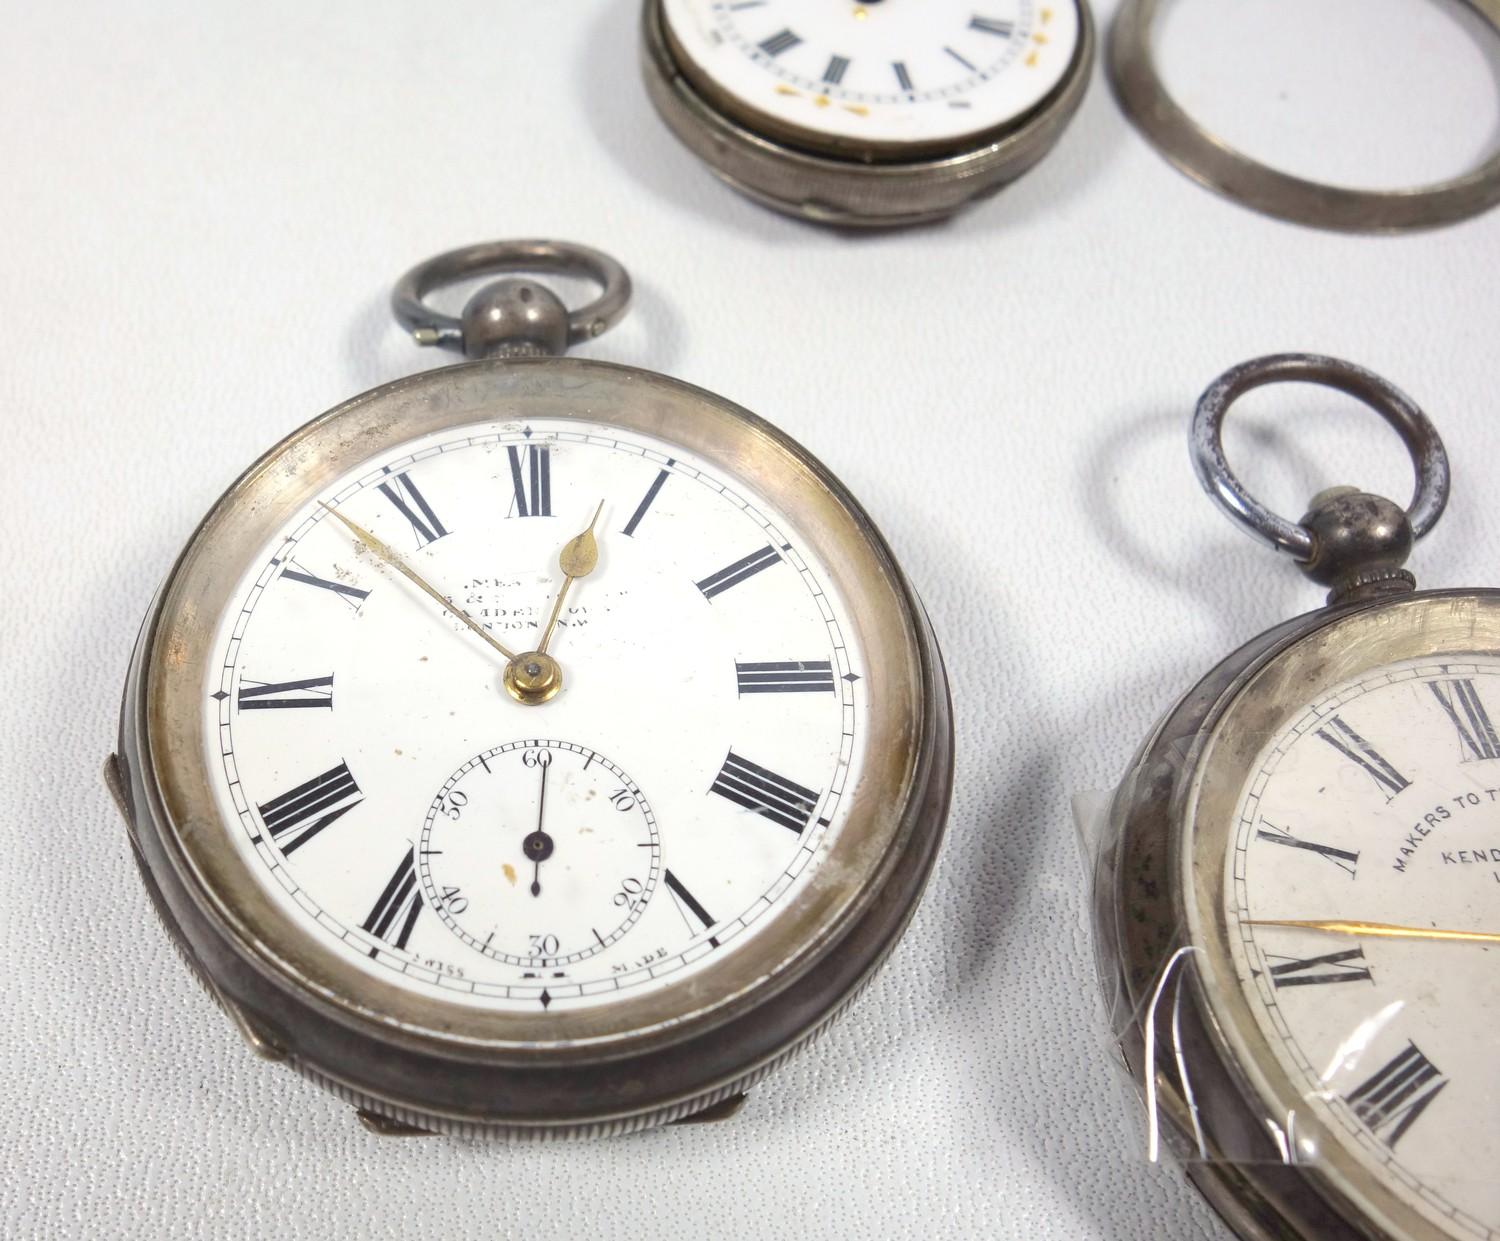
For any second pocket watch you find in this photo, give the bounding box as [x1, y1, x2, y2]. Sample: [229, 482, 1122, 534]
[642, 0, 1094, 226]
[108, 240, 953, 1137]
[1094, 354, 1498, 1240]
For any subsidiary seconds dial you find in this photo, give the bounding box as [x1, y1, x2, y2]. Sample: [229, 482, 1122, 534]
[420, 741, 661, 968]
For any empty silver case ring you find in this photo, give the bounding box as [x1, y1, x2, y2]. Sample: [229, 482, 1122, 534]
[640, 0, 1096, 227]
[1109, 0, 1500, 233]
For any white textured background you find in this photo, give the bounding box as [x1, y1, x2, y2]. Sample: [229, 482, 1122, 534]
[3, 1, 1499, 1238]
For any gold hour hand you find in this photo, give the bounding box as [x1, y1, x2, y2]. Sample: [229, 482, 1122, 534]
[1247, 918, 1500, 945]
[537, 500, 604, 655]
[318, 502, 517, 661]
[501, 501, 605, 706]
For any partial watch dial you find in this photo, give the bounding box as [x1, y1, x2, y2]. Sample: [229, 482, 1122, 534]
[1218, 656, 1500, 1239]
[662, 0, 1084, 152]
[203, 419, 865, 1019]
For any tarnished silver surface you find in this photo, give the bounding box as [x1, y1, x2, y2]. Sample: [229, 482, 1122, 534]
[1094, 600, 1389, 1241]
[1109, 0, 1500, 233]
[639, 0, 1095, 227]
[391, 239, 632, 358]
[111, 259, 953, 1135]
[1096, 354, 1496, 1237]
[1190, 353, 1449, 562]
[1097, 592, 1500, 1239]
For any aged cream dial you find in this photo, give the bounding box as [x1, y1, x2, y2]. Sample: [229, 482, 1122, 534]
[1217, 657, 1500, 1238]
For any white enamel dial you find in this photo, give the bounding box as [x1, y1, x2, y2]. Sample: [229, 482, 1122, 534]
[1221, 656, 1500, 1239]
[202, 418, 865, 1017]
[662, 0, 1082, 150]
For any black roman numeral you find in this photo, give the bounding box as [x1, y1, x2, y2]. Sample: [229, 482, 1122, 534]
[362, 846, 423, 952]
[282, 561, 369, 610]
[664, 868, 719, 947]
[238, 674, 334, 711]
[758, 28, 802, 56]
[376, 472, 448, 546]
[710, 750, 819, 834]
[1344, 1042, 1447, 1148]
[823, 54, 850, 85]
[623, 468, 669, 537]
[696, 545, 781, 600]
[1268, 947, 1372, 988]
[1255, 820, 1359, 877]
[257, 761, 361, 855]
[1316, 716, 1410, 798]
[506, 444, 551, 518]
[893, 60, 914, 91]
[944, 46, 978, 72]
[736, 660, 835, 695]
[1430, 678, 1500, 761]
[970, 15, 1015, 36]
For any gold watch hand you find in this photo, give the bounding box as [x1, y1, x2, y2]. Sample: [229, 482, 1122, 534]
[318, 501, 517, 661]
[1247, 918, 1500, 945]
[536, 500, 604, 655]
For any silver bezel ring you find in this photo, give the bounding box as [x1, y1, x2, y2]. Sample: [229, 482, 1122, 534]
[1109, 0, 1500, 233]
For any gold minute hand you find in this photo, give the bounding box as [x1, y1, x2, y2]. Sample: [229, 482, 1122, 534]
[318, 502, 517, 661]
[536, 500, 604, 655]
[1247, 918, 1500, 945]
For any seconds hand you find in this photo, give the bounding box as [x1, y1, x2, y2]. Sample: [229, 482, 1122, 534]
[522, 761, 554, 898]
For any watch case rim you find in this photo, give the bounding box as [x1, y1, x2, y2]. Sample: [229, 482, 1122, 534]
[113, 354, 954, 1133]
[1095, 588, 1500, 1239]
[640, 0, 1096, 227]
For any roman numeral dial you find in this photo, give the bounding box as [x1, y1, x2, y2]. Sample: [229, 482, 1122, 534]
[1223, 659, 1500, 1231]
[208, 421, 869, 1018]
[1315, 715, 1409, 798]
[281, 561, 369, 609]
[671, 0, 1084, 162]
[1266, 947, 1372, 989]
[238, 674, 334, 711]
[736, 660, 835, 694]
[1344, 1042, 1447, 1148]
[697, 545, 781, 600]
[758, 28, 801, 57]
[710, 750, 820, 834]
[1254, 820, 1359, 877]
[363, 847, 423, 952]
[1430, 677, 1500, 760]
[377, 471, 448, 546]
[507, 444, 551, 518]
[256, 761, 361, 855]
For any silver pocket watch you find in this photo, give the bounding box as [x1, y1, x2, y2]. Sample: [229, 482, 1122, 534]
[107, 240, 953, 1137]
[1094, 354, 1498, 1240]
[642, 0, 1094, 226]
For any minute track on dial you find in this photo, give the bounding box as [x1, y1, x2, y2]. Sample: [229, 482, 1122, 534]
[646, 0, 1094, 226]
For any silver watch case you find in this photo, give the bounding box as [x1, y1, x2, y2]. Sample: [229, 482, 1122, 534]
[1094, 588, 1500, 1240]
[640, 0, 1095, 228]
[107, 356, 954, 1139]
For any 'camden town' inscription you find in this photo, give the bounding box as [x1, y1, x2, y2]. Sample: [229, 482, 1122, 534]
[460, 578, 610, 634]
[1392, 785, 1500, 877]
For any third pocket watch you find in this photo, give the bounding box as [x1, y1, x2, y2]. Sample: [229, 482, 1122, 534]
[1094, 354, 1498, 1240]
[107, 240, 952, 1137]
